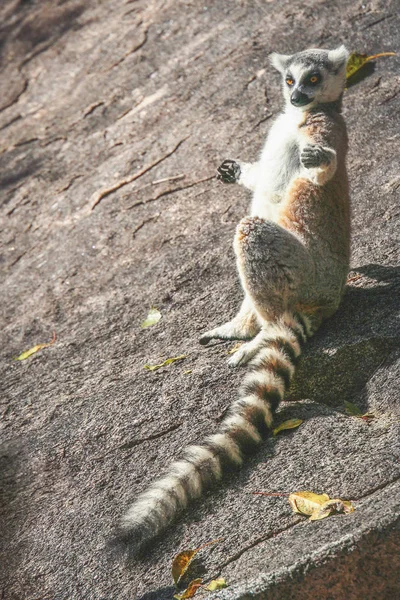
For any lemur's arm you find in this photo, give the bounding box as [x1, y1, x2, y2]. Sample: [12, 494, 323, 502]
[300, 144, 337, 186]
[217, 159, 260, 192]
[300, 115, 343, 186]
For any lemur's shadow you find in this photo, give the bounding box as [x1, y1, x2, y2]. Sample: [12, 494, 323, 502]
[134, 263, 399, 598]
[288, 263, 399, 410]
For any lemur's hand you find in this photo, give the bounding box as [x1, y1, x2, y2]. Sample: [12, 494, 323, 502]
[301, 145, 332, 169]
[217, 159, 241, 183]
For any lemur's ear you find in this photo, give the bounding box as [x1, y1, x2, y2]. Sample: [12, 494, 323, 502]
[327, 45, 349, 71]
[269, 52, 292, 73]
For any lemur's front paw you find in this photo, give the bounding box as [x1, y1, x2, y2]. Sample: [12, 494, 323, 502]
[217, 159, 241, 184]
[199, 332, 212, 345]
[301, 145, 331, 169]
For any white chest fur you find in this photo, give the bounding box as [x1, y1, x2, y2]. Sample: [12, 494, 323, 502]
[251, 108, 305, 220]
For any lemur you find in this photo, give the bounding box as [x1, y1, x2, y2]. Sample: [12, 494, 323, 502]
[114, 46, 351, 556]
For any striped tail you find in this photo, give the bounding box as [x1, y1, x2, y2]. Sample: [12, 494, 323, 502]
[112, 311, 313, 557]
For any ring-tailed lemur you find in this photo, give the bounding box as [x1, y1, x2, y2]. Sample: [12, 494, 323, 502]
[113, 46, 351, 556]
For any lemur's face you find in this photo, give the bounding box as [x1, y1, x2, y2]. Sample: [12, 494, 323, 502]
[270, 46, 349, 110]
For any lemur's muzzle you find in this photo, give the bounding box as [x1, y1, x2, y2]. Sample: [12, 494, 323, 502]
[290, 90, 313, 107]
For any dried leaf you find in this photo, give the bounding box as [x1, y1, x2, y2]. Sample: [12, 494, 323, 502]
[141, 307, 162, 328]
[173, 579, 203, 599]
[227, 343, 243, 355]
[272, 418, 303, 436]
[309, 498, 355, 521]
[172, 550, 200, 587]
[345, 402, 376, 421]
[14, 331, 57, 361]
[288, 491, 330, 516]
[289, 492, 355, 520]
[361, 413, 375, 422]
[346, 52, 396, 80]
[172, 539, 221, 587]
[206, 577, 228, 591]
[144, 355, 186, 371]
[344, 401, 363, 416]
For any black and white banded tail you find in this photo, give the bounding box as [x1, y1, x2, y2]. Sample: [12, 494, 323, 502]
[113, 312, 312, 556]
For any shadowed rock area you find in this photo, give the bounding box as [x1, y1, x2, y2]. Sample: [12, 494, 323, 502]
[0, 1, 399, 599]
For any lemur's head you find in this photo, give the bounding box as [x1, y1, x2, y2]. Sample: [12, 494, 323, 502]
[270, 46, 349, 110]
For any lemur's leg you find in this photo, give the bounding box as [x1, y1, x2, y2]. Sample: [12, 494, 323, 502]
[217, 160, 260, 192]
[228, 215, 316, 366]
[199, 296, 261, 345]
[227, 326, 270, 367]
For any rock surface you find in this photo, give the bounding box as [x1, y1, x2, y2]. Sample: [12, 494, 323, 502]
[0, 1, 399, 599]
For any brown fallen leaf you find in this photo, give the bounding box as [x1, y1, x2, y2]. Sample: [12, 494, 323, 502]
[272, 418, 303, 436]
[346, 52, 396, 80]
[14, 331, 57, 361]
[172, 549, 199, 587]
[172, 539, 221, 587]
[173, 579, 203, 599]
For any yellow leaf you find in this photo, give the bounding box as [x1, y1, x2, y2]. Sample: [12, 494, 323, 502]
[172, 539, 221, 587]
[308, 505, 334, 521]
[309, 498, 355, 521]
[227, 343, 243, 355]
[141, 307, 162, 328]
[172, 549, 200, 587]
[272, 419, 303, 436]
[206, 577, 228, 591]
[288, 491, 330, 516]
[173, 579, 203, 599]
[183, 369, 192, 375]
[144, 355, 186, 371]
[345, 402, 376, 421]
[346, 52, 396, 80]
[344, 401, 363, 416]
[14, 331, 57, 361]
[341, 500, 355, 513]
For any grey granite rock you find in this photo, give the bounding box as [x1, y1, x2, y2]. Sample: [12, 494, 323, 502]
[0, 1, 399, 599]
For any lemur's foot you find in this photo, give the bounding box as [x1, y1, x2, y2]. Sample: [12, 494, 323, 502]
[301, 145, 331, 168]
[217, 159, 241, 184]
[227, 342, 257, 368]
[199, 332, 212, 345]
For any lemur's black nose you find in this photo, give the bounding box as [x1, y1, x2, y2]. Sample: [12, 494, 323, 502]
[291, 90, 312, 107]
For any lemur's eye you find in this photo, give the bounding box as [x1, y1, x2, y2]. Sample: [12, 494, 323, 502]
[309, 74, 320, 84]
[286, 77, 294, 86]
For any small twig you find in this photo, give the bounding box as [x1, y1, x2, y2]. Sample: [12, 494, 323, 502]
[119, 421, 183, 450]
[152, 174, 185, 185]
[252, 491, 290, 497]
[220, 203, 232, 216]
[90, 136, 189, 210]
[251, 112, 273, 131]
[347, 273, 362, 284]
[83, 102, 104, 118]
[125, 175, 214, 210]
[132, 212, 160, 237]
